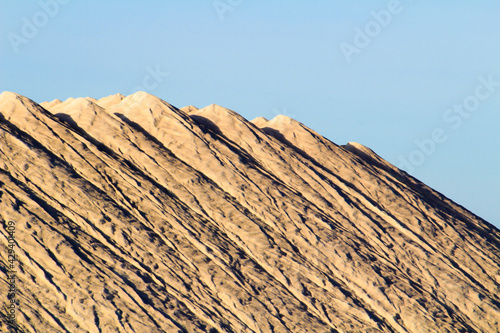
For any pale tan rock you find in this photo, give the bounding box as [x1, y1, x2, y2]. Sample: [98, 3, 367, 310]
[180, 105, 199, 113]
[0, 91, 499, 333]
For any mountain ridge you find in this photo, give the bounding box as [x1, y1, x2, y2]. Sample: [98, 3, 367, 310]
[0, 91, 499, 332]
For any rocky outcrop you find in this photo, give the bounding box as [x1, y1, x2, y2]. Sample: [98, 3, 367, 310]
[1, 91, 499, 332]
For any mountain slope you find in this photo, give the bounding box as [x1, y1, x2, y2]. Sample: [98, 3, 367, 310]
[0, 91, 499, 332]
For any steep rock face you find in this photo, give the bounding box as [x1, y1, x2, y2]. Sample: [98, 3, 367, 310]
[0, 91, 499, 333]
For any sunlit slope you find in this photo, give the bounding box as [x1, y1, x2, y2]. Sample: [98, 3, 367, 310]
[1, 91, 499, 332]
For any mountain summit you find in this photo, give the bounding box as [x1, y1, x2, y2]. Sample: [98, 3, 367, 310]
[1, 91, 499, 332]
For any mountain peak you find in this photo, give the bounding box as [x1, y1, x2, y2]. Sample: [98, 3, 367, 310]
[40, 98, 63, 109]
[125, 90, 162, 103]
[114, 91, 177, 114]
[96, 93, 125, 109]
[66, 97, 104, 112]
[196, 103, 235, 117]
[128, 90, 150, 98]
[42, 96, 103, 115]
[267, 114, 300, 127]
[345, 141, 369, 152]
[0, 91, 45, 119]
[0, 90, 22, 101]
[180, 105, 199, 113]
[250, 116, 269, 127]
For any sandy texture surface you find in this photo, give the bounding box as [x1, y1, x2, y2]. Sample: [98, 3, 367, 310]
[1, 91, 499, 332]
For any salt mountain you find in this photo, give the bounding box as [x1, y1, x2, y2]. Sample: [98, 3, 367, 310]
[0, 91, 499, 333]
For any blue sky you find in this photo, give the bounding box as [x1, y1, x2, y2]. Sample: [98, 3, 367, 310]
[1, 0, 499, 227]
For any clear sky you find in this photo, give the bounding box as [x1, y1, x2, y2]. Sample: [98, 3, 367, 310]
[1, 0, 499, 228]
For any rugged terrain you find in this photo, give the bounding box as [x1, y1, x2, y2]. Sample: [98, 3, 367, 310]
[0, 91, 499, 332]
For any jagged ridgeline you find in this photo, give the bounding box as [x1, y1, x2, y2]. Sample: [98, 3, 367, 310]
[1, 91, 500, 332]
